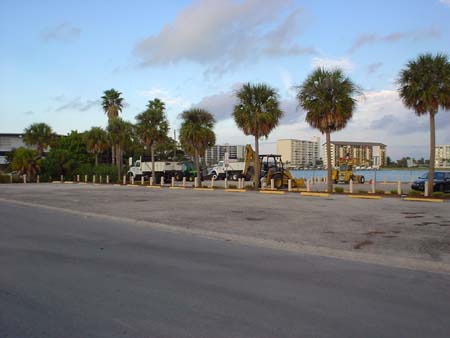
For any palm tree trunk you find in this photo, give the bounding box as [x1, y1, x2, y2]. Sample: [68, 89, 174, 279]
[254, 135, 260, 189]
[151, 144, 155, 186]
[195, 148, 201, 187]
[112, 145, 116, 165]
[116, 144, 121, 178]
[326, 131, 332, 193]
[95, 153, 98, 167]
[428, 112, 436, 196]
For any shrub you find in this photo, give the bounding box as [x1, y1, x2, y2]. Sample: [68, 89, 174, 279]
[334, 187, 344, 193]
[228, 184, 237, 189]
[0, 174, 11, 183]
[358, 189, 368, 194]
[375, 189, 384, 194]
[76, 164, 119, 183]
[408, 190, 423, 197]
[431, 191, 444, 197]
[390, 189, 399, 195]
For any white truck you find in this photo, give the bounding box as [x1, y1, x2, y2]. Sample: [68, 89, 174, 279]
[127, 158, 184, 182]
[208, 160, 245, 180]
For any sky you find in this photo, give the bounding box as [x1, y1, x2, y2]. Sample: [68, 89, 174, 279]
[0, 0, 449, 160]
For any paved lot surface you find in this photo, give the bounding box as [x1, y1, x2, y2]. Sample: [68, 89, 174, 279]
[0, 184, 449, 271]
[1, 200, 450, 338]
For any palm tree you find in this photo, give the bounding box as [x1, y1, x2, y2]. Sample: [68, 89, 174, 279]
[136, 98, 169, 184]
[107, 117, 133, 179]
[10, 147, 41, 181]
[23, 122, 54, 157]
[84, 127, 109, 166]
[179, 108, 216, 186]
[297, 68, 358, 193]
[398, 53, 450, 195]
[101, 89, 124, 165]
[233, 83, 283, 188]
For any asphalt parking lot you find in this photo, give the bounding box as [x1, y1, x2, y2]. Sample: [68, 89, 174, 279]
[0, 183, 449, 272]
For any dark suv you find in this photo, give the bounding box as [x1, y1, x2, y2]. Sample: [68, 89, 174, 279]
[411, 171, 450, 193]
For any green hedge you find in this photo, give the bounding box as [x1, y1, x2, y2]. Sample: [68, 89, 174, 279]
[0, 174, 11, 183]
[74, 164, 119, 183]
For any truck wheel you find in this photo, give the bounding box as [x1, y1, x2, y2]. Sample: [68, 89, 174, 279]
[211, 171, 218, 180]
[359, 176, 365, 184]
[232, 174, 238, 181]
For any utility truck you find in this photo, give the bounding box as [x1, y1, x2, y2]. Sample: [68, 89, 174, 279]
[209, 160, 245, 180]
[127, 157, 198, 183]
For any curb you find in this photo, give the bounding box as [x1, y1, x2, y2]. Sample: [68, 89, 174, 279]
[146, 186, 162, 189]
[300, 192, 330, 197]
[224, 189, 247, 193]
[348, 195, 383, 200]
[193, 188, 214, 191]
[169, 187, 186, 190]
[259, 190, 285, 195]
[403, 197, 444, 203]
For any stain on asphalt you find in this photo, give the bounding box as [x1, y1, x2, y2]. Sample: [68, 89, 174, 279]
[353, 240, 373, 250]
[366, 230, 385, 236]
[246, 217, 264, 221]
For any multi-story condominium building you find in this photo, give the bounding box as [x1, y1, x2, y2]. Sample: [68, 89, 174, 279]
[276, 137, 320, 168]
[322, 141, 387, 169]
[204, 144, 245, 166]
[435, 145, 450, 168]
[0, 133, 29, 165]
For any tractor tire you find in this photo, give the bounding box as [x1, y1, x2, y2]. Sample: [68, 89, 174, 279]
[359, 176, 365, 184]
[272, 174, 284, 189]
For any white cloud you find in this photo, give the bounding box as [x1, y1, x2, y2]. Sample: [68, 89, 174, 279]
[41, 23, 81, 42]
[349, 27, 440, 52]
[202, 88, 450, 159]
[133, 0, 315, 73]
[440, 0, 450, 7]
[138, 87, 191, 112]
[311, 57, 354, 72]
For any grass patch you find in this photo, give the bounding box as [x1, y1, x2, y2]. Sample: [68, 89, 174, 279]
[357, 189, 368, 194]
[375, 189, 385, 194]
[390, 189, 399, 195]
[228, 184, 237, 189]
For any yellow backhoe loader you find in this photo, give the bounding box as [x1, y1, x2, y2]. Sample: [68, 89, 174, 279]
[331, 157, 365, 184]
[242, 144, 305, 189]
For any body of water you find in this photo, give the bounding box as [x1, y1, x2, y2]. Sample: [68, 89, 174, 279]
[290, 169, 450, 182]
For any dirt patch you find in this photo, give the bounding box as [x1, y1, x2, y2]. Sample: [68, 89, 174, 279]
[353, 240, 374, 250]
[382, 235, 397, 239]
[405, 215, 424, 219]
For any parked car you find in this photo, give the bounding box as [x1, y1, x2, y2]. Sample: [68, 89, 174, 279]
[411, 172, 450, 193]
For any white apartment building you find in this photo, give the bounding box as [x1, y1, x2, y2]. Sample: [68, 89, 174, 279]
[435, 145, 450, 168]
[204, 144, 245, 166]
[276, 137, 320, 168]
[322, 141, 387, 169]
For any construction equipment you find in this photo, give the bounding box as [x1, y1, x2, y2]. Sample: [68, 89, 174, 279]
[242, 144, 305, 189]
[332, 157, 365, 184]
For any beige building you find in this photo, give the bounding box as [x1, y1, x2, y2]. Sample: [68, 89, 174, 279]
[276, 137, 320, 168]
[323, 141, 387, 169]
[435, 145, 450, 168]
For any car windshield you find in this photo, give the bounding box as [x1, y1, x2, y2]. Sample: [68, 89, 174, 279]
[419, 172, 445, 179]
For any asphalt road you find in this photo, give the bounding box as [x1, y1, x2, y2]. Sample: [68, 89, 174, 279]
[1, 201, 450, 338]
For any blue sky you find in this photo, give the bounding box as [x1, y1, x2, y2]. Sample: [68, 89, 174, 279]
[1, 0, 449, 159]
